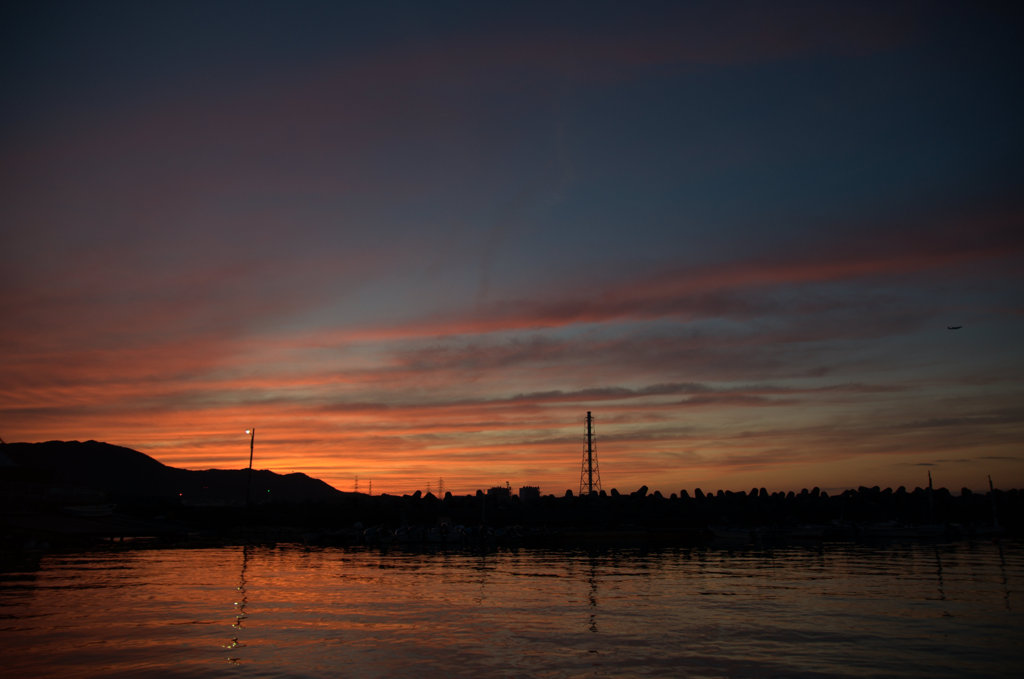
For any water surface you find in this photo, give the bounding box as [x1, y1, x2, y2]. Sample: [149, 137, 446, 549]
[1, 541, 1021, 678]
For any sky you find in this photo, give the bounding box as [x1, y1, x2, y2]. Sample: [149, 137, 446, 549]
[2, 1, 1023, 496]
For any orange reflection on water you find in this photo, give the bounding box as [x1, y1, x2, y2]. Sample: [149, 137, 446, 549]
[1, 543, 1021, 678]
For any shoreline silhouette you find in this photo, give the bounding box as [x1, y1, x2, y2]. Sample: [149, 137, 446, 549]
[2, 440, 1020, 551]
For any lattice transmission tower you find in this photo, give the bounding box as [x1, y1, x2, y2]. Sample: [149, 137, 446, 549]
[579, 411, 602, 496]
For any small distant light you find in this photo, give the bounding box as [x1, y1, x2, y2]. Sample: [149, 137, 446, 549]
[245, 429, 251, 435]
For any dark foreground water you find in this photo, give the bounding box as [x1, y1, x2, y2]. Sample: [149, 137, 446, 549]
[1, 540, 1021, 678]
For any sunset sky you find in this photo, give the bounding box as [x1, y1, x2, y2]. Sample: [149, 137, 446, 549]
[2, 1, 1022, 496]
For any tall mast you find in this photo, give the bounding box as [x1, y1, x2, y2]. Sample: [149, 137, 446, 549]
[579, 411, 601, 496]
[586, 411, 594, 494]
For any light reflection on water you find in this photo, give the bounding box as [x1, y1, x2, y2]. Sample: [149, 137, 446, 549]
[1, 541, 1021, 678]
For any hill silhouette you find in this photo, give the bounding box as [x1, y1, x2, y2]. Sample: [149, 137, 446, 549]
[1, 440, 344, 506]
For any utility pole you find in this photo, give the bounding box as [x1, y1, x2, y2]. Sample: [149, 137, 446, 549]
[245, 428, 255, 508]
[989, 474, 999, 529]
[927, 470, 934, 523]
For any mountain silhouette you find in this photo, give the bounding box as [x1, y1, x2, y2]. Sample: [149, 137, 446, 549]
[1, 440, 344, 506]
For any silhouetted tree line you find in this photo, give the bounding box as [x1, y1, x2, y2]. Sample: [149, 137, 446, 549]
[164, 483, 1021, 546]
[359, 484, 1018, 530]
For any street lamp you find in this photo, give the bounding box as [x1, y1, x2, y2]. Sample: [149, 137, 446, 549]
[245, 428, 255, 508]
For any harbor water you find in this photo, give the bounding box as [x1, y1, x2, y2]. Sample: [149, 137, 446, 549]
[1, 540, 1021, 678]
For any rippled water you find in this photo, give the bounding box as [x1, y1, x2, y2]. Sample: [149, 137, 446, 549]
[1, 540, 1021, 678]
